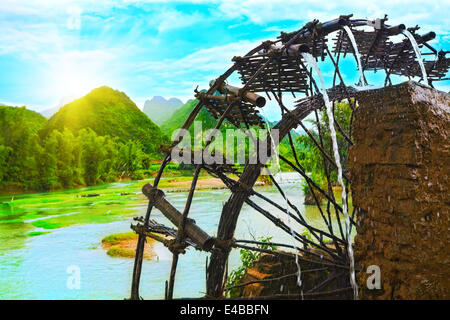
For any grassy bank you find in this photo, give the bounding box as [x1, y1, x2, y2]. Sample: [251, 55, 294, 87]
[0, 162, 197, 195]
[0, 173, 243, 236]
[101, 232, 157, 259]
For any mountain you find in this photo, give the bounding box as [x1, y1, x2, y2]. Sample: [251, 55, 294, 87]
[0, 105, 47, 187]
[40, 94, 81, 118]
[0, 105, 47, 145]
[160, 98, 298, 139]
[41, 106, 59, 118]
[160, 99, 218, 139]
[41, 86, 169, 155]
[160, 98, 304, 169]
[143, 96, 183, 125]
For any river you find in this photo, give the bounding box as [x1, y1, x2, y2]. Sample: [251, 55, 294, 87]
[0, 173, 350, 299]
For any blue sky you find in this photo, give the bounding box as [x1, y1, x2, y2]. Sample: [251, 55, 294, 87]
[0, 0, 449, 119]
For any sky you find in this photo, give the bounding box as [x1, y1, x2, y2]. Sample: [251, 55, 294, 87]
[0, 0, 449, 119]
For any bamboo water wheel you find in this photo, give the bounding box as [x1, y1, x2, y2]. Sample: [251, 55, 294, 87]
[129, 14, 449, 300]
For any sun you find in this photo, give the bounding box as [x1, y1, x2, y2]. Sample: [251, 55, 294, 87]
[61, 73, 98, 99]
[46, 51, 113, 105]
[54, 67, 103, 103]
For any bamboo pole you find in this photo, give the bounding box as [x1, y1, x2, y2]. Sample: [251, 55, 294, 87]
[224, 268, 328, 292]
[206, 95, 318, 297]
[166, 165, 202, 300]
[142, 183, 214, 251]
[130, 154, 171, 300]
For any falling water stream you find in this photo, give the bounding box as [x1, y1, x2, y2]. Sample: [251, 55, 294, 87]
[284, 184, 303, 293]
[402, 29, 429, 86]
[259, 108, 281, 174]
[301, 52, 358, 299]
[260, 108, 303, 293]
[343, 26, 366, 86]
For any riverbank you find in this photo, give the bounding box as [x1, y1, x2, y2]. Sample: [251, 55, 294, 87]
[0, 173, 242, 195]
[158, 176, 266, 192]
[101, 232, 157, 259]
[0, 175, 245, 238]
[0, 161, 196, 195]
[0, 174, 351, 299]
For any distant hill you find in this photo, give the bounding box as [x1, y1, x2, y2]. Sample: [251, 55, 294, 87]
[41, 86, 169, 155]
[40, 106, 59, 118]
[160, 99, 218, 139]
[143, 96, 183, 125]
[0, 105, 48, 187]
[0, 105, 47, 145]
[160, 98, 299, 138]
[160, 99, 304, 168]
[40, 94, 80, 118]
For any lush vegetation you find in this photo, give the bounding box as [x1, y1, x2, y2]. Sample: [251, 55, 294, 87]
[0, 105, 47, 189]
[161, 98, 306, 172]
[102, 231, 137, 246]
[105, 246, 135, 258]
[101, 231, 157, 259]
[296, 101, 353, 199]
[0, 87, 171, 192]
[160, 98, 218, 138]
[41, 86, 169, 154]
[0, 84, 352, 195]
[225, 237, 277, 298]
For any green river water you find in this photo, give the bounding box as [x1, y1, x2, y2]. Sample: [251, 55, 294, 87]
[0, 174, 351, 299]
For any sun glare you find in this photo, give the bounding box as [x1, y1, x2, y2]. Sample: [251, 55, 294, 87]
[54, 67, 101, 102]
[46, 51, 113, 106]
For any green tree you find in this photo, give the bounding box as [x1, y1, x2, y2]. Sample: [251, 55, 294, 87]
[226, 237, 277, 298]
[117, 141, 146, 178]
[39, 131, 59, 190]
[0, 143, 12, 183]
[296, 100, 353, 182]
[99, 135, 120, 183]
[79, 129, 108, 185]
[52, 128, 83, 188]
[0, 105, 46, 188]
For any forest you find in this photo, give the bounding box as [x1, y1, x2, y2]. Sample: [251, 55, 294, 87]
[0, 106, 153, 191]
[0, 86, 351, 193]
[0, 86, 168, 192]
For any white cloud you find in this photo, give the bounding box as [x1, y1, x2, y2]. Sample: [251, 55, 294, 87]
[0, 21, 68, 56]
[121, 39, 264, 103]
[217, 0, 450, 34]
[156, 9, 204, 32]
[1, 1, 447, 58]
[1, 0, 448, 34]
[1, 0, 448, 110]
[66, 4, 82, 30]
[136, 39, 259, 81]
